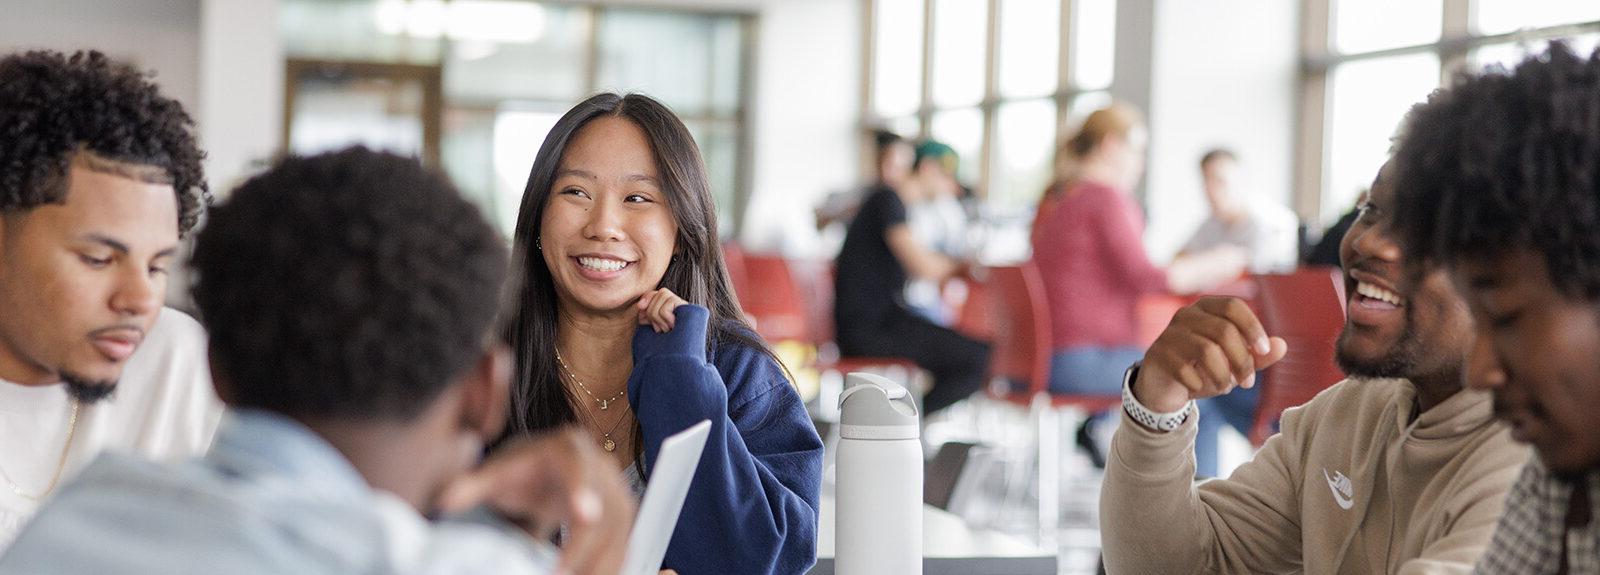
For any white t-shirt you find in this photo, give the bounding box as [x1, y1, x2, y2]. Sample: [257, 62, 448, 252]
[0, 307, 222, 549]
[1181, 202, 1301, 273]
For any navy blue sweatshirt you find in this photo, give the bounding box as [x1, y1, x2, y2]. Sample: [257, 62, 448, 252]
[629, 304, 824, 575]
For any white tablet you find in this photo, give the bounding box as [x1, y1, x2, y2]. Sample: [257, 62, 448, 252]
[619, 419, 713, 575]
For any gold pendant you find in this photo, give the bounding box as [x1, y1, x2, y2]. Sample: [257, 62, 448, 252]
[603, 438, 616, 452]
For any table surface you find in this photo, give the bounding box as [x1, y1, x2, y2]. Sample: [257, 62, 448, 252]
[810, 493, 1058, 575]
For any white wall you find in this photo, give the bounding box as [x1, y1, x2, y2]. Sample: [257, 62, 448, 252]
[738, 0, 862, 255]
[199, 0, 285, 194]
[0, 0, 202, 112]
[1142, 0, 1299, 262]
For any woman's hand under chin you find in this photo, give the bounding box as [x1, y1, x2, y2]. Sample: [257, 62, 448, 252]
[636, 287, 688, 333]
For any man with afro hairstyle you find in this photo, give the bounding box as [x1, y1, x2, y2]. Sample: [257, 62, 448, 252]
[0, 49, 220, 549]
[1389, 41, 1600, 574]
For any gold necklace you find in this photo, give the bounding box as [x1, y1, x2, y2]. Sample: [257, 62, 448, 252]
[554, 347, 626, 411]
[583, 402, 633, 453]
[0, 399, 80, 502]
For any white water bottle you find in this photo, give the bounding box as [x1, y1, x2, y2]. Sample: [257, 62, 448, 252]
[834, 372, 922, 575]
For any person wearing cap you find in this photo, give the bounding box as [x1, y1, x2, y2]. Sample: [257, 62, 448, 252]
[834, 139, 990, 415]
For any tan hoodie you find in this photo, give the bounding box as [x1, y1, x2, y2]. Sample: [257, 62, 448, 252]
[1101, 378, 1529, 574]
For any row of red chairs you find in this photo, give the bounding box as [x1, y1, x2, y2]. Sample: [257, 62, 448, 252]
[727, 244, 1346, 435]
[725, 243, 1348, 536]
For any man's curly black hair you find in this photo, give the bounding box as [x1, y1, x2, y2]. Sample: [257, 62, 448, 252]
[1391, 42, 1600, 300]
[190, 147, 509, 421]
[0, 50, 207, 234]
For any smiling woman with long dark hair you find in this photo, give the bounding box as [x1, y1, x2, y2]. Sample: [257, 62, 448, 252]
[501, 92, 822, 575]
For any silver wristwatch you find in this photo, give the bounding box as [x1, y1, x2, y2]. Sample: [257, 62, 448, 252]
[1121, 362, 1194, 432]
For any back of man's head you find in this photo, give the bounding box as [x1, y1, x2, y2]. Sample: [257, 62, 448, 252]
[0, 50, 207, 235]
[190, 147, 508, 421]
[1392, 42, 1600, 300]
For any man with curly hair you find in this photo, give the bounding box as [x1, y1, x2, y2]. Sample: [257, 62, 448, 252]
[0, 147, 635, 575]
[0, 50, 220, 548]
[1390, 42, 1600, 574]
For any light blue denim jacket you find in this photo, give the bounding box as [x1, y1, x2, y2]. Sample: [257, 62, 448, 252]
[0, 410, 553, 575]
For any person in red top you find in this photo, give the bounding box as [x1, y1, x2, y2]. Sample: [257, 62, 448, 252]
[1031, 102, 1245, 464]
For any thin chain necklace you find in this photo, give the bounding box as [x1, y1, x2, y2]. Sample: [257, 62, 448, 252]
[554, 347, 626, 411]
[580, 401, 633, 453]
[0, 399, 80, 501]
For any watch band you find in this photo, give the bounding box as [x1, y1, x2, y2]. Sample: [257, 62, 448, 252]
[1121, 362, 1194, 432]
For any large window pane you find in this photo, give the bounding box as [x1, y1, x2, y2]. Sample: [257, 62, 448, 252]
[684, 120, 741, 232]
[1333, 0, 1441, 53]
[998, 0, 1060, 98]
[1475, 0, 1600, 36]
[1070, 0, 1116, 90]
[441, 107, 498, 224]
[283, 0, 444, 64]
[990, 99, 1057, 209]
[930, 0, 988, 107]
[598, 9, 740, 117]
[1472, 33, 1600, 72]
[709, 17, 745, 116]
[1325, 53, 1439, 223]
[289, 74, 427, 158]
[873, 0, 926, 118]
[930, 107, 985, 185]
[444, 4, 590, 103]
[491, 106, 563, 233]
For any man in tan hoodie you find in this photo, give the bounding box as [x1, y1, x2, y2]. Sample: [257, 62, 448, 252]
[1100, 160, 1529, 573]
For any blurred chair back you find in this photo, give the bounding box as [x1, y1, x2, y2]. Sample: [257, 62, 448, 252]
[722, 242, 750, 308]
[739, 254, 810, 342]
[1249, 266, 1346, 445]
[985, 264, 1054, 395]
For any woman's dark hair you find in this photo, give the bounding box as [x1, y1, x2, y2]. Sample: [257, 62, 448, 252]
[0, 50, 208, 235]
[504, 93, 780, 443]
[1391, 42, 1600, 300]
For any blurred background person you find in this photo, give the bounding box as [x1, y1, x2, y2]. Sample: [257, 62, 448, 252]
[903, 140, 973, 326]
[814, 129, 915, 234]
[1173, 148, 1299, 273]
[835, 137, 990, 416]
[1030, 102, 1246, 465]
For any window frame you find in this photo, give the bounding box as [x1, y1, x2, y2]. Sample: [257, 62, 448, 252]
[862, 0, 1108, 210]
[1296, 0, 1600, 226]
[282, 1, 757, 235]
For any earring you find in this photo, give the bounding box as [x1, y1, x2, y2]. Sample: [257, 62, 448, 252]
[535, 237, 542, 250]
[671, 254, 679, 263]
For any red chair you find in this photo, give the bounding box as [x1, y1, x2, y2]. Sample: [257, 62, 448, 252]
[1249, 267, 1347, 446]
[734, 255, 917, 378]
[721, 242, 750, 309]
[982, 263, 1120, 540]
[739, 255, 811, 343]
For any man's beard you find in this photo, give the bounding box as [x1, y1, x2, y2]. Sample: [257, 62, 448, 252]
[60, 372, 116, 403]
[1334, 304, 1420, 379]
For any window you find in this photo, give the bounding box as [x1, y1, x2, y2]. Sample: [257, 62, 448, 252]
[866, 0, 1115, 213]
[1302, 0, 1600, 226]
[282, 0, 752, 235]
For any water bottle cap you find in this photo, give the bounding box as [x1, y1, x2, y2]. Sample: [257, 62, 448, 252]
[838, 373, 919, 439]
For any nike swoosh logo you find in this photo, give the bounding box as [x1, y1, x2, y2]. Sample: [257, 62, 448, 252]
[1323, 468, 1354, 510]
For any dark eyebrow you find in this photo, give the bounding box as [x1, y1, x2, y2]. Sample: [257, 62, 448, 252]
[554, 169, 660, 187]
[82, 234, 178, 259]
[555, 168, 599, 181]
[83, 233, 129, 254]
